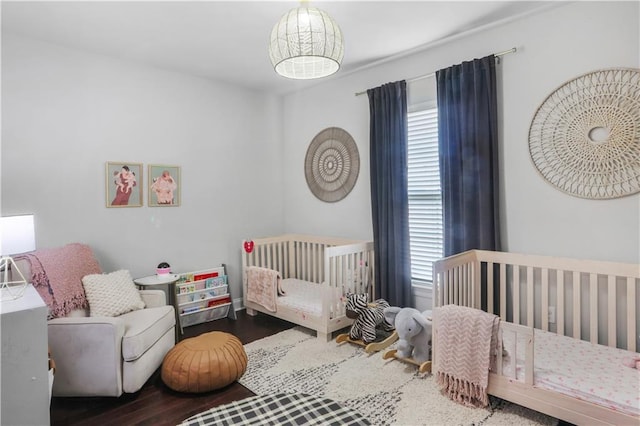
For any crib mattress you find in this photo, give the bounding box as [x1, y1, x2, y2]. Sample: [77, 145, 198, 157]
[503, 327, 640, 417]
[277, 278, 325, 318]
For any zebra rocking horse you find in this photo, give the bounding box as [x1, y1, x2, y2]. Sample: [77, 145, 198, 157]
[335, 293, 398, 353]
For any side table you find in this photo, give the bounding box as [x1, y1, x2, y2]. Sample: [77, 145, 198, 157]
[134, 274, 182, 341]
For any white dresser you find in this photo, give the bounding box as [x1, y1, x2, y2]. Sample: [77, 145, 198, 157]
[1, 284, 50, 426]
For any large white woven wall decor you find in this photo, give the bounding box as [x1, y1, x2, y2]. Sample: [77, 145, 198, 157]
[528, 68, 640, 199]
[305, 127, 360, 202]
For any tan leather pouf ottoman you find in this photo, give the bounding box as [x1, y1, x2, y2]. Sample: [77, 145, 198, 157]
[161, 331, 247, 393]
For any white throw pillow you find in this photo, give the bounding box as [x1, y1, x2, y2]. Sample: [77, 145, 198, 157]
[82, 270, 146, 317]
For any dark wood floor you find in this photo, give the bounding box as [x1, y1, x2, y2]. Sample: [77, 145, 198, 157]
[50, 310, 295, 426]
[50, 312, 574, 426]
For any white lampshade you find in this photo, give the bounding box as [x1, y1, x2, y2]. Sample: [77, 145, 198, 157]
[269, 6, 344, 80]
[0, 215, 36, 256]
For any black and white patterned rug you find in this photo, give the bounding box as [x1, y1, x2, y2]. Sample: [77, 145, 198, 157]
[239, 327, 559, 426]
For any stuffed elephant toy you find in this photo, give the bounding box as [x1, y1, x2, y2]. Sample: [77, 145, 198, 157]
[383, 307, 432, 364]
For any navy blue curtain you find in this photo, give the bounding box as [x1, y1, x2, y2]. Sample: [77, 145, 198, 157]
[367, 81, 411, 307]
[436, 55, 501, 257]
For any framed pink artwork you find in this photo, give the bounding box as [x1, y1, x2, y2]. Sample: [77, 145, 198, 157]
[106, 162, 143, 208]
[148, 164, 181, 207]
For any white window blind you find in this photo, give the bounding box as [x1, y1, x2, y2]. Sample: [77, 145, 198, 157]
[408, 107, 443, 284]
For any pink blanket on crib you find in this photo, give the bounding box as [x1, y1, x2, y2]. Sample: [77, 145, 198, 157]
[246, 266, 284, 312]
[433, 304, 500, 408]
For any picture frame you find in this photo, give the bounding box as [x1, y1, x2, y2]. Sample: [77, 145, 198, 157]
[148, 164, 181, 207]
[106, 162, 143, 208]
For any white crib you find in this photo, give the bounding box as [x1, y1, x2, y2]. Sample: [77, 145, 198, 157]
[242, 234, 375, 341]
[433, 249, 639, 425]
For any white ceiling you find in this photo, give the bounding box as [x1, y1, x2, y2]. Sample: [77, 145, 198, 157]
[1, 1, 555, 95]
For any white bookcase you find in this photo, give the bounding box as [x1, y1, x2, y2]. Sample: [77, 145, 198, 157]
[175, 265, 236, 328]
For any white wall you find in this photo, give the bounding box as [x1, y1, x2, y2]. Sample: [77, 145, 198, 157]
[280, 88, 373, 240]
[2, 2, 638, 314]
[1, 34, 284, 302]
[282, 1, 640, 266]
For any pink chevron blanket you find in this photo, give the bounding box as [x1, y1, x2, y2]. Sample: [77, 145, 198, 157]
[245, 266, 284, 312]
[16, 243, 101, 318]
[433, 304, 500, 408]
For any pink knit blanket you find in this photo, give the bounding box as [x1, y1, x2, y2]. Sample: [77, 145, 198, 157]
[246, 266, 284, 312]
[433, 304, 500, 408]
[16, 243, 101, 318]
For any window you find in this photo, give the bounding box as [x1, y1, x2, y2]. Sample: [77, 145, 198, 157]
[408, 107, 443, 285]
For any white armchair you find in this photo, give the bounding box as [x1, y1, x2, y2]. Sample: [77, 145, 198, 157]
[14, 249, 176, 397]
[48, 289, 175, 397]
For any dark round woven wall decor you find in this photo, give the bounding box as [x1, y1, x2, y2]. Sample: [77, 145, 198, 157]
[304, 127, 360, 203]
[528, 68, 640, 199]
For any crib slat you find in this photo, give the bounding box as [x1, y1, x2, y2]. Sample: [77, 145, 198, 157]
[513, 265, 520, 325]
[332, 256, 339, 295]
[463, 263, 467, 306]
[348, 252, 355, 293]
[627, 277, 636, 352]
[302, 242, 309, 280]
[451, 267, 456, 305]
[453, 267, 458, 305]
[437, 270, 443, 305]
[309, 242, 314, 280]
[293, 241, 298, 278]
[319, 243, 325, 285]
[360, 251, 366, 296]
[438, 271, 444, 307]
[260, 244, 266, 269]
[353, 251, 357, 292]
[301, 241, 307, 280]
[473, 261, 480, 309]
[462, 264, 467, 306]
[467, 262, 472, 306]
[310, 243, 316, 282]
[607, 275, 616, 348]
[541, 268, 549, 331]
[266, 244, 273, 271]
[336, 255, 343, 292]
[442, 270, 449, 305]
[462, 264, 467, 305]
[300, 241, 305, 280]
[447, 268, 452, 305]
[500, 263, 506, 321]
[319, 243, 324, 283]
[573, 271, 581, 339]
[370, 254, 376, 299]
[307, 242, 313, 281]
[527, 266, 534, 327]
[461, 264, 465, 306]
[320, 243, 326, 283]
[464, 263, 468, 306]
[288, 240, 295, 278]
[282, 242, 287, 274]
[455, 266, 460, 305]
[557, 270, 565, 337]
[487, 262, 494, 314]
[589, 273, 598, 345]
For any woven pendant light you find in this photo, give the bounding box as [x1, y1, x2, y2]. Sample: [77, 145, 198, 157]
[268, 5, 344, 80]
